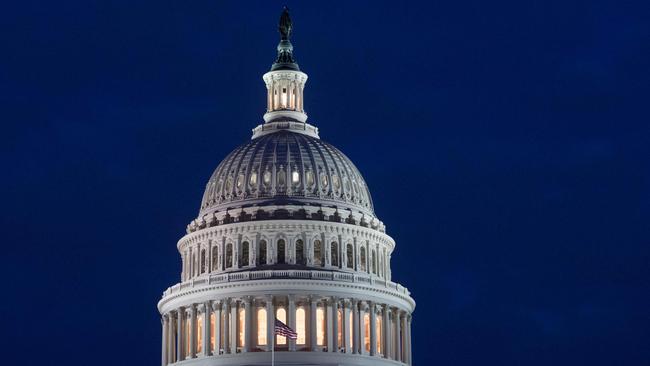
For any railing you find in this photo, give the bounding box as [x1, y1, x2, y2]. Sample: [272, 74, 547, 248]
[164, 269, 411, 299]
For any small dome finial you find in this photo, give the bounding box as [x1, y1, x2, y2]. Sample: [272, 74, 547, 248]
[279, 6, 292, 40]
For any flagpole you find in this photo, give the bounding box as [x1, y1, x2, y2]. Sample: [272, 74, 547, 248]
[271, 329, 275, 366]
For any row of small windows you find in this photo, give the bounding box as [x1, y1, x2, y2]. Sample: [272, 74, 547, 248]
[206, 167, 368, 203]
[182, 239, 387, 281]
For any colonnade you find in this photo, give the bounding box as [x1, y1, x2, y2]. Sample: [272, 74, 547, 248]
[161, 295, 412, 365]
[181, 237, 392, 283]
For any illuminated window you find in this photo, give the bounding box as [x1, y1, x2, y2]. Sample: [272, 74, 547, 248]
[258, 240, 267, 265]
[331, 242, 339, 267]
[314, 240, 323, 266]
[376, 315, 382, 355]
[332, 174, 341, 190]
[360, 247, 366, 272]
[257, 308, 267, 346]
[346, 244, 353, 269]
[296, 239, 305, 265]
[276, 308, 287, 345]
[225, 244, 233, 268]
[197, 313, 204, 353]
[210, 312, 216, 353]
[211, 246, 218, 271]
[292, 170, 300, 185]
[281, 87, 288, 107]
[236, 173, 245, 189]
[320, 173, 328, 188]
[306, 170, 314, 187]
[249, 171, 257, 186]
[241, 241, 250, 267]
[263, 170, 271, 186]
[277, 239, 286, 264]
[238, 308, 245, 348]
[364, 312, 370, 352]
[337, 309, 343, 349]
[296, 307, 306, 345]
[317, 306, 326, 346]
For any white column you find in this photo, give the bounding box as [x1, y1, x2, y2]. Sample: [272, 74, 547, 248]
[223, 300, 230, 354]
[288, 295, 296, 351]
[359, 301, 367, 354]
[310, 296, 318, 351]
[203, 302, 211, 356]
[266, 296, 274, 352]
[342, 300, 350, 353]
[370, 302, 377, 356]
[243, 297, 252, 352]
[161, 315, 167, 366]
[399, 313, 407, 362]
[330, 298, 338, 352]
[395, 309, 402, 361]
[383, 305, 391, 359]
[406, 314, 412, 364]
[189, 305, 197, 358]
[230, 299, 238, 353]
[213, 301, 222, 355]
[167, 311, 176, 364]
[177, 307, 185, 361]
[326, 298, 333, 351]
[351, 299, 359, 354]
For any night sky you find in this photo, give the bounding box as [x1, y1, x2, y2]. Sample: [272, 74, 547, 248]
[2, 1, 649, 365]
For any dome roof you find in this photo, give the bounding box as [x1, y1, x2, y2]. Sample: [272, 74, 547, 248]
[199, 130, 374, 218]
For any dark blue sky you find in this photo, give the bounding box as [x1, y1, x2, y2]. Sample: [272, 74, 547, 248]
[2, 1, 649, 365]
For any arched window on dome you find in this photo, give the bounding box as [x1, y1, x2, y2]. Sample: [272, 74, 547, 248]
[295, 239, 305, 265]
[313, 240, 323, 266]
[258, 240, 267, 265]
[277, 239, 286, 264]
[346, 244, 354, 269]
[371, 249, 377, 274]
[200, 249, 206, 274]
[331, 242, 339, 267]
[241, 241, 250, 267]
[225, 243, 233, 269]
[211, 246, 219, 271]
[360, 247, 367, 272]
[291, 169, 300, 186]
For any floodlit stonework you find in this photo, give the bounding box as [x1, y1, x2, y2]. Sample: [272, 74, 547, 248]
[157, 8, 414, 366]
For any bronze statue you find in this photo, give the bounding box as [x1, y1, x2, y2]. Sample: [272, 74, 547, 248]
[279, 6, 292, 40]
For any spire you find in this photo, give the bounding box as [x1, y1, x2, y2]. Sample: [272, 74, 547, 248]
[272, 7, 299, 71]
[255, 7, 315, 138]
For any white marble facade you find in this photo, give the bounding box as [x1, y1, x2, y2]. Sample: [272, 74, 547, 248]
[157, 9, 414, 366]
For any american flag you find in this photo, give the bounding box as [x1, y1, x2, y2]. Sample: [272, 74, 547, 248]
[274, 318, 298, 340]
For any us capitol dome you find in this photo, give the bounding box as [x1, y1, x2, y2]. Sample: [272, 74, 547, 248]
[158, 8, 415, 366]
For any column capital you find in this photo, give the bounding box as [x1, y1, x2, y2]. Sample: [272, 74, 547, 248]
[309, 295, 319, 304]
[212, 300, 222, 311]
